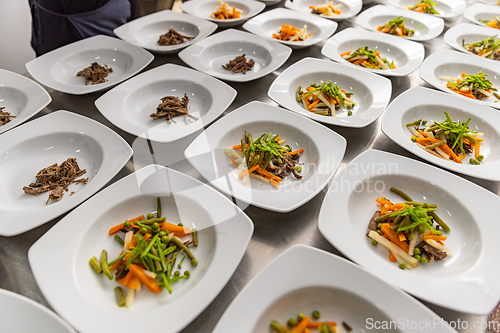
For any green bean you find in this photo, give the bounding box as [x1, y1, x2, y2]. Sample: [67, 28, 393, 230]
[141, 234, 160, 258]
[319, 323, 335, 333]
[405, 201, 437, 208]
[161, 272, 172, 294]
[390, 187, 413, 201]
[150, 247, 163, 272]
[114, 287, 126, 307]
[425, 140, 447, 150]
[146, 253, 160, 261]
[171, 236, 198, 267]
[429, 211, 450, 233]
[247, 155, 259, 169]
[375, 213, 395, 223]
[406, 119, 422, 127]
[155, 238, 168, 272]
[270, 321, 290, 333]
[390, 224, 399, 231]
[262, 152, 274, 170]
[178, 255, 186, 269]
[135, 217, 166, 225]
[192, 229, 198, 247]
[114, 235, 124, 246]
[394, 216, 410, 237]
[108, 251, 127, 267]
[89, 256, 102, 274]
[100, 250, 113, 280]
[157, 197, 162, 218]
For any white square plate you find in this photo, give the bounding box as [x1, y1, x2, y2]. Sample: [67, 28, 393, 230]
[419, 49, 500, 110]
[242, 8, 338, 49]
[444, 23, 500, 61]
[0, 289, 76, 333]
[114, 10, 218, 54]
[268, 57, 392, 128]
[464, 3, 500, 28]
[321, 28, 425, 77]
[284, 0, 362, 20]
[213, 244, 458, 333]
[178, 29, 291, 82]
[355, 5, 444, 41]
[0, 69, 51, 135]
[26, 35, 154, 95]
[29, 164, 254, 333]
[478, 0, 499, 5]
[180, 0, 265, 28]
[318, 149, 500, 315]
[95, 63, 236, 143]
[184, 101, 346, 212]
[0, 111, 133, 236]
[386, 0, 465, 19]
[381, 86, 500, 181]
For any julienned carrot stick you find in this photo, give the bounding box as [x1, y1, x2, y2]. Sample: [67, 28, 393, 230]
[381, 223, 409, 253]
[389, 250, 397, 263]
[159, 222, 192, 237]
[238, 165, 258, 179]
[423, 235, 447, 242]
[291, 317, 311, 333]
[340, 51, 351, 57]
[307, 321, 337, 328]
[257, 167, 281, 181]
[128, 264, 162, 294]
[286, 149, 304, 155]
[109, 215, 145, 235]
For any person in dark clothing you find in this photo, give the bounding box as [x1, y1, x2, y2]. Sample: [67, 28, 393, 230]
[29, 0, 140, 56]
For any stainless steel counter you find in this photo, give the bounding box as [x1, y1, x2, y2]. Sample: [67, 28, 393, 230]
[1, 0, 498, 332]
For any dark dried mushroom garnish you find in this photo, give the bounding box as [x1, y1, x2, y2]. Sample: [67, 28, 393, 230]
[222, 54, 255, 74]
[150, 93, 198, 123]
[23, 158, 89, 204]
[157, 28, 194, 46]
[0, 107, 15, 126]
[76, 62, 113, 85]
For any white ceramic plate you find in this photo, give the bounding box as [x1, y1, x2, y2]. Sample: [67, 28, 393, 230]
[0, 111, 132, 236]
[114, 10, 217, 54]
[0, 69, 51, 134]
[444, 23, 500, 60]
[355, 5, 444, 41]
[478, 0, 500, 5]
[284, 0, 362, 21]
[464, 3, 500, 29]
[381, 86, 500, 181]
[26, 35, 154, 95]
[259, 0, 283, 6]
[213, 244, 458, 333]
[178, 29, 292, 82]
[180, 0, 265, 28]
[95, 63, 236, 143]
[29, 164, 254, 333]
[242, 8, 338, 49]
[321, 28, 425, 77]
[0, 289, 76, 333]
[184, 101, 346, 213]
[419, 49, 500, 110]
[318, 149, 500, 315]
[386, 0, 465, 19]
[268, 57, 392, 128]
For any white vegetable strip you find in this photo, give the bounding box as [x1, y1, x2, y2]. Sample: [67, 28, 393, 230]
[124, 231, 133, 252]
[426, 239, 453, 256]
[125, 288, 135, 308]
[369, 231, 419, 269]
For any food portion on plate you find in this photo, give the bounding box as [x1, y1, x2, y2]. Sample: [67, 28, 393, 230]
[439, 71, 499, 100]
[224, 132, 304, 187]
[76, 62, 113, 85]
[341, 46, 396, 70]
[408, 0, 439, 15]
[463, 35, 500, 60]
[23, 158, 88, 204]
[212, 0, 242, 20]
[270, 310, 351, 333]
[272, 24, 311, 42]
[296, 80, 355, 116]
[90, 197, 198, 308]
[222, 54, 255, 74]
[367, 187, 452, 270]
[309, 1, 342, 17]
[377, 16, 418, 37]
[0, 106, 15, 125]
[406, 110, 485, 165]
[150, 94, 198, 124]
[157, 29, 194, 46]
[479, 17, 500, 29]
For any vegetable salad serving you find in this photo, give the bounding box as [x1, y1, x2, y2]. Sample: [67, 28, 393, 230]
[406, 110, 485, 165]
[439, 71, 500, 100]
[408, 0, 439, 15]
[89, 197, 199, 308]
[309, 1, 342, 16]
[296, 81, 355, 117]
[271, 310, 352, 333]
[480, 17, 500, 30]
[367, 187, 452, 270]
[273, 24, 311, 42]
[211, 0, 241, 20]
[463, 35, 500, 61]
[377, 16, 418, 37]
[224, 132, 304, 187]
[341, 46, 396, 70]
